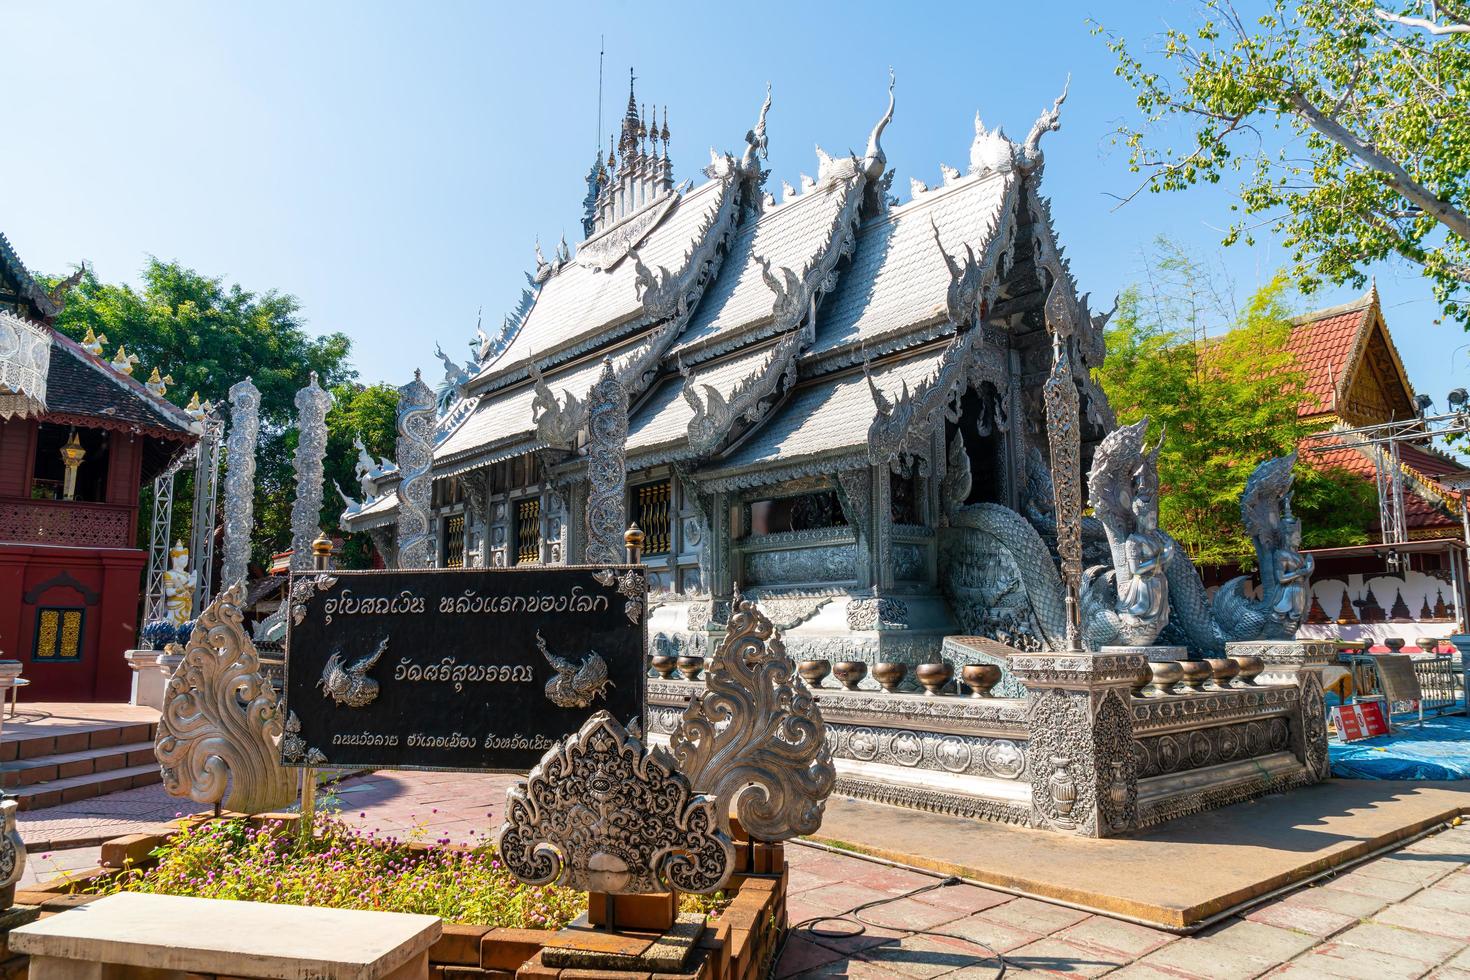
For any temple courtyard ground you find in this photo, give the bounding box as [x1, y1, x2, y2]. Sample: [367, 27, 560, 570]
[14, 768, 1470, 978]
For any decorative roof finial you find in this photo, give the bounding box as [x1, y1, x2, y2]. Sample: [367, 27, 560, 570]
[660, 105, 670, 145]
[863, 68, 896, 180]
[741, 83, 772, 175]
[1018, 75, 1069, 175]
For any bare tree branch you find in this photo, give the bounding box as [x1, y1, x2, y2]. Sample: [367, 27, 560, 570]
[1374, 6, 1470, 33]
[1287, 91, 1470, 241]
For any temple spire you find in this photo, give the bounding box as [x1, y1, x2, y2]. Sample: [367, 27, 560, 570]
[590, 67, 676, 237]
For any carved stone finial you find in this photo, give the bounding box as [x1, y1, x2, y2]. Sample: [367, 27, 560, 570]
[669, 591, 835, 842]
[496, 711, 734, 895]
[394, 370, 436, 568]
[155, 583, 297, 813]
[740, 83, 772, 175]
[863, 68, 896, 180]
[1018, 76, 1070, 175]
[289, 373, 335, 573]
[221, 377, 261, 590]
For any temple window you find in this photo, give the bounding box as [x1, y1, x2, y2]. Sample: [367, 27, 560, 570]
[633, 481, 672, 557]
[442, 514, 466, 568]
[890, 474, 921, 524]
[34, 607, 84, 661]
[748, 490, 848, 536]
[515, 498, 541, 564]
[30, 424, 109, 502]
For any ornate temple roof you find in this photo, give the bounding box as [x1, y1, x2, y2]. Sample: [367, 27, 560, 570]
[1287, 285, 1415, 423]
[345, 74, 1096, 532]
[805, 170, 1016, 365]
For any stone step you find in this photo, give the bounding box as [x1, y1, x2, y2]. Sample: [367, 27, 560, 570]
[0, 721, 158, 762]
[0, 742, 158, 789]
[10, 764, 162, 811]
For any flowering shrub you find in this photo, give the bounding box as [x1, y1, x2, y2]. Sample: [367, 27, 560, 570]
[84, 816, 583, 929]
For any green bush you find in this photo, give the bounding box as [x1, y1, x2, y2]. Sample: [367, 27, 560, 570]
[84, 816, 584, 929]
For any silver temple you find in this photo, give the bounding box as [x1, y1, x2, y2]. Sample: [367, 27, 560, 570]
[343, 73, 1332, 835]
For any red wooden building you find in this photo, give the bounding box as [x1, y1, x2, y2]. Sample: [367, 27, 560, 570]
[0, 233, 197, 701]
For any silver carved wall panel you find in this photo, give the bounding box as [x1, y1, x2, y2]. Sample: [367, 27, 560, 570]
[496, 711, 734, 894]
[584, 359, 628, 565]
[395, 370, 436, 568]
[744, 544, 859, 587]
[221, 377, 260, 589]
[155, 584, 297, 813]
[668, 593, 835, 842]
[289, 373, 335, 572]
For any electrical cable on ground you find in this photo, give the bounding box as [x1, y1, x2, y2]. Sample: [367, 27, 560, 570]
[770, 875, 1006, 979]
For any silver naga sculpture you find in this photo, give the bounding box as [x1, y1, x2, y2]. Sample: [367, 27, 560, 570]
[584, 359, 629, 566]
[220, 378, 260, 590]
[944, 418, 1171, 651]
[1160, 453, 1315, 654]
[669, 590, 835, 842]
[495, 711, 734, 895]
[156, 583, 297, 813]
[395, 370, 436, 567]
[288, 373, 335, 572]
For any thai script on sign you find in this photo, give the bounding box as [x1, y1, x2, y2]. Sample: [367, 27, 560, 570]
[437, 587, 609, 616]
[484, 734, 555, 751]
[394, 657, 535, 692]
[407, 732, 480, 749]
[332, 732, 400, 747]
[322, 589, 426, 624]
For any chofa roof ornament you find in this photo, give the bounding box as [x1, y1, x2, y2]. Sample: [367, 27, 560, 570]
[970, 76, 1069, 179]
[862, 68, 896, 181]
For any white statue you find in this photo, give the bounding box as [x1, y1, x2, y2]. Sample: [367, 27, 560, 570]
[162, 541, 195, 626]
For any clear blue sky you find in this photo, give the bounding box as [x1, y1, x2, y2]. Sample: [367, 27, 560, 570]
[3, 1, 1465, 408]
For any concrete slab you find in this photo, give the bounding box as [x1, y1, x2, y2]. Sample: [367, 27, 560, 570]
[805, 779, 1470, 929]
[10, 892, 441, 979]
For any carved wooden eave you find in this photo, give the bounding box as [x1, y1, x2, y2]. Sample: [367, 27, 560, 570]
[1026, 184, 1116, 434]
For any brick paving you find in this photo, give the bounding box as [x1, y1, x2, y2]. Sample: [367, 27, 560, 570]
[17, 768, 1470, 977]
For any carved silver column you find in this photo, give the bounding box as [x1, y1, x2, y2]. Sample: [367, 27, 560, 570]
[584, 359, 628, 566]
[221, 378, 260, 589]
[289, 372, 335, 573]
[1011, 651, 1142, 838]
[1042, 290, 1083, 650]
[395, 370, 436, 568]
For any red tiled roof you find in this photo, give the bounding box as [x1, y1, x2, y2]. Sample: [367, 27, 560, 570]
[1305, 434, 1464, 533]
[1287, 296, 1373, 417]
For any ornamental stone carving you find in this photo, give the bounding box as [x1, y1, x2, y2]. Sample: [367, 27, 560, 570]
[496, 711, 733, 895]
[845, 589, 909, 631]
[155, 584, 297, 813]
[220, 378, 260, 590]
[584, 359, 628, 566]
[395, 370, 436, 568]
[669, 592, 835, 842]
[0, 798, 25, 900]
[288, 373, 334, 573]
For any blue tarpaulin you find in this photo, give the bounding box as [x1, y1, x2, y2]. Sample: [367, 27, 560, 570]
[1329, 713, 1470, 780]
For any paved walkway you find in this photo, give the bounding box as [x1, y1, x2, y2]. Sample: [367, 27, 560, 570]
[20, 769, 1470, 977]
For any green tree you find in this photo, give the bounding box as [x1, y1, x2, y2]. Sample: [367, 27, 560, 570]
[1094, 0, 1470, 328]
[1095, 239, 1377, 564]
[42, 259, 375, 568]
[325, 382, 401, 569]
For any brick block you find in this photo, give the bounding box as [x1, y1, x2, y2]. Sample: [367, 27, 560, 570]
[125, 748, 157, 766]
[431, 924, 494, 966]
[0, 741, 17, 762]
[39, 894, 100, 913]
[57, 759, 94, 779]
[52, 733, 90, 755]
[16, 738, 54, 760]
[587, 891, 676, 932]
[16, 765, 56, 787]
[87, 727, 124, 749]
[130, 770, 161, 789]
[93, 753, 126, 774]
[483, 928, 547, 972]
[100, 833, 165, 869]
[20, 789, 61, 810]
[561, 970, 652, 980]
[118, 723, 153, 744]
[513, 950, 561, 979]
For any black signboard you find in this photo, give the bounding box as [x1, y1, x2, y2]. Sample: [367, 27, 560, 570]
[281, 565, 646, 772]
